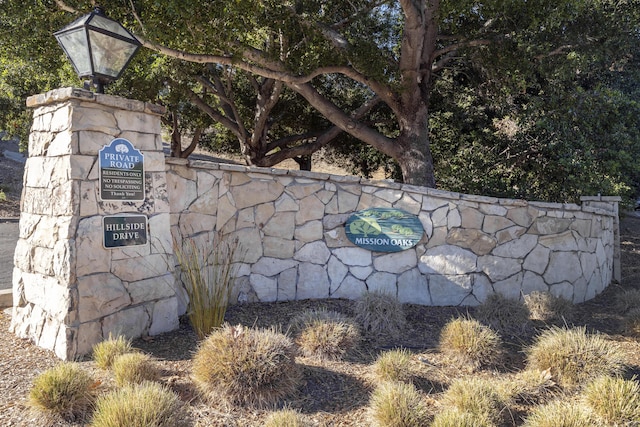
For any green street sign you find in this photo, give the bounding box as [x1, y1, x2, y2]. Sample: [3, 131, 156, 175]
[103, 214, 148, 248]
[99, 138, 145, 201]
[345, 208, 424, 252]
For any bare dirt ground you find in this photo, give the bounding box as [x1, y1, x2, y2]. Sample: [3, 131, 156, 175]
[1, 142, 639, 426]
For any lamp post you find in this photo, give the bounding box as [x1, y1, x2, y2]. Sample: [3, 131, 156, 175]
[54, 6, 141, 93]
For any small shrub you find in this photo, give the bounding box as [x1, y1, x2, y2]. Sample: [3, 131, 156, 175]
[264, 408, 311, 427]
[368, 381, 431, 427]
[373, 348, 413, 383]
[475, 293, 531, 335]
[524, 291, 574, 323]
[289, 309, 361, 360]
[439, 316, 503, 368]
[93, 334, 134, 370]
[174, 233, 241, 340]
[525, 326, 626, 388]
[622, 308, 640, 337]
[440, 377, 509, 425]
[91, 381, 183, 427]
[112, 352, 159, 386]
[522, 399, 594, 427]
[353, 291, 406, 338]
[29, 362, 96, 421]
[583, 376, 640, 425]
[431, 408, 493, 427]
[614, 288, 640, 314]
[192, 324, 301, 407]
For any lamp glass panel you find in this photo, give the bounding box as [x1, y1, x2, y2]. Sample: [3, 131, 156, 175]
[89, 31, 138, 78]
[90, 15, 136, 41]
[56, 30, 91, 76]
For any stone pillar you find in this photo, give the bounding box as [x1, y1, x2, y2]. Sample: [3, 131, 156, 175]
[581, 195, 622, 283]
[10, 88, 179, 360]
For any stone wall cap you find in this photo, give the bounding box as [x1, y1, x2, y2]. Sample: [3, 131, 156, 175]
[219, 163, 251, 173]
[189, 159, 220, 170]
[580, 195, 622, 202]
[26, 87, 166, 116]
[27, 87, 94, 108]
[165, 157, 190, 166]
[361, 178, 402, 189]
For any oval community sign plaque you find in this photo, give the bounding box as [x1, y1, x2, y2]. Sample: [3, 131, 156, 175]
[345, 208, 425, 252]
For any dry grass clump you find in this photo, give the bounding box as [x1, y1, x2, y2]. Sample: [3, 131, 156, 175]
[582, 376, 640, 425]
[504, 368, 559, 405]
[521, 399, 594, 427]
[192, 324, 301, 407]
[90, 381, 183, 427]
[264, 408, 312, 427]
[353, 291, 406, 338]
[289, 308, 361, 360]
[112, 352, 159, 386]
[524, 291, 574, 323]
[439, 316, 503, 368]
[613, 288, 640, 314]
[525, 326, 626, 388]
[368, 380, 431, 427]
[622, 308, 640, 337]
[29, 362, 96, 422]
[373, 348, 413, 383]
[431, 408, 493, 427]
[440, 377, 510, 426]
[174, 234, 241, 340]
[93, 334, 134, 370]
[474, 293, 531, 335]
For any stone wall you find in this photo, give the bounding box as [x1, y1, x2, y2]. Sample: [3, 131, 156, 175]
[167, 159, 620, 307]
[11, 88, 180, 360]
[11, 89, 621, 359]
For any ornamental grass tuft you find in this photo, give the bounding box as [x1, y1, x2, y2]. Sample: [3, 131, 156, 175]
[29, 362, 96, 422]
[522, 399, 594, 427]
[373, 348, 413, 383]
[525, 326, 626, 388]
[353, 291, 406, 338]
[475, 293, 531, 335]
[112, 352, 159, 386]
[440, 377, 510, 426]
[289, 308, 361, 360]
[524, 291, 574, 323]
[582, 375, 640, 425]
[92, 334, 134, 370]
[90, 381, 183, 427]
[264, 408, 312, 427]
[192, 324, 301, 407]
[439, 316, 503, 369]
[368, 380, 431, 427]
[174, 233, 241, 340]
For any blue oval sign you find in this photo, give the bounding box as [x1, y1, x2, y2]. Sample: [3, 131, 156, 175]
[345, 208, 424, 252]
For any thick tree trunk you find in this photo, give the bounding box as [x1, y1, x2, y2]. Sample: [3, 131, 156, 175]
[395, 133, 436, 188]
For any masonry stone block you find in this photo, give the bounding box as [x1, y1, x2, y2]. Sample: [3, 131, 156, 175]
[544, 252, 582, 285]
[397, 268, 431, 305]
[374, 250, 417, 274]
[429, 274, 472, 306]
[419, 245, 477, 276]
[478, 255, 521, 282]
[366, 272, 397, 294]
[297, 263, 330, 300]
[330, 274, 366, 299]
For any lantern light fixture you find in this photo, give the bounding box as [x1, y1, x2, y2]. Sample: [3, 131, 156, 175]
[54, 6, 141, 93]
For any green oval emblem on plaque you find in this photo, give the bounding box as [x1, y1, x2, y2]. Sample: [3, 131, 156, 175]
[345, 208, 424, 252]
